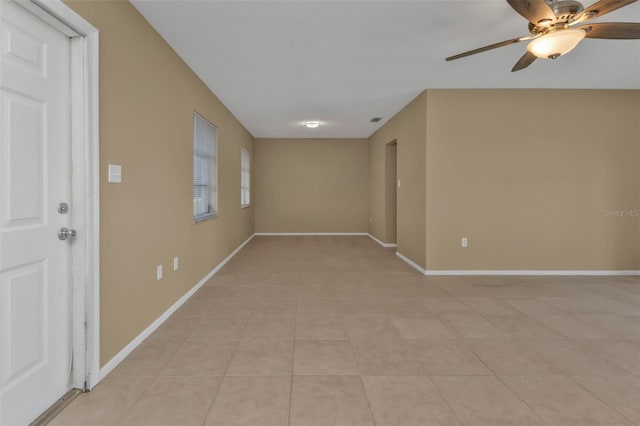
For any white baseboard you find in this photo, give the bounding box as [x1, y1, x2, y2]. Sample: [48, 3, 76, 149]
[367, 233, 397, 248]
[395, 251, 426, 274]
[254, 232, 368, 236]
[99, 233, 256, 380]
[425, 270, 640, 276]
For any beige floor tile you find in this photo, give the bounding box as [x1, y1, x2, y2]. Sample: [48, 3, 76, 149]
[458, 297, 519, 316]
[407, 339, 492, 376]
[431, 375, 542, 426]
[502, 297, 568, 316]
[576, 339, 640, 374]
[188, 315, 249, 340]
[226, 340, 293, 376]
[207, 286, 261, 299]
[109, 339, 182, 377]
[242, 315, 296, 340]
[295, 285, 340, 298]
[204, 376, 290, 426]
[377, 284, 449, 298]
[293, 339, 359, 375]
[464, 339, 560, 376]
[531, 314, 618, 339]
[433, 281, 487, 297]
[340, 298, 386, 314]
[182, 298, 254, 317]
[382, 297, 430, 315]
[483, 314, 565, 340]
[520, 339, 629, 377]
[160, 339, 238, 376]
[295, 315, 348, 339]
[438, 312, 510, 339]
[120, 377, 221, 426]
[55, 238, 640, 426]
[351, 339, 426, 375]
[48, 377, 154, 426]
[252, 298, 297, 315]
[361, 376, 460, 426]
[474, 282, 540, 298]
[539, 296, 639, 316]
[297, 297, 342, 316]
[578, 314, 640, 339]
[390, 317, 456, 339]
[343, 314, 403, 339]
[421, 297, 472, 315]
[149, 314, 201, 341]
[502, 375, 633, 425]
[290, 376, 374, 426]
[571, 375, 640, 424]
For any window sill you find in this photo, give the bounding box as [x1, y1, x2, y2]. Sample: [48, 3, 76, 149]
[241, 204, 251, 209]
[193, 212, 218, 223]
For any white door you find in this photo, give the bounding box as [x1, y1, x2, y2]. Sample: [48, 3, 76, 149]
[0, 1, 73, 424]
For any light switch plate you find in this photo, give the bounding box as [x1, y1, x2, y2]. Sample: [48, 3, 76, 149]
[173, 257, 179, 271]
[108, 164, 122, 183]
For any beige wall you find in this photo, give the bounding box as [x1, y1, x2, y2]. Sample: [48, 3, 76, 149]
[62, 1, 640, 366]
[65, 0, 255, 365]
[369, 92, 427, 267]
[255, 139, 368, 233]
[425, 89, 640, 270]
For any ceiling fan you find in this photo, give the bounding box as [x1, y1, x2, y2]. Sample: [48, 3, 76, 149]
[446, 0, 640, 71]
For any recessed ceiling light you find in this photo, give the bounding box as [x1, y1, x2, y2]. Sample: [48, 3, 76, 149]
[304, 121, 320, 128]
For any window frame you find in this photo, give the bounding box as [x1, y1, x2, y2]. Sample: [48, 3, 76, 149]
[240, 146, 251, 208]
[192, 112, 218, 223]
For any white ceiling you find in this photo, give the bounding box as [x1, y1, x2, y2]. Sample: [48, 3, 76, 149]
[131, 0, 640, 138]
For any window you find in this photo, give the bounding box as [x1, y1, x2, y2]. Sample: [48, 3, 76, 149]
[193, 113, 217, 222]
[241, 147, 251, 207]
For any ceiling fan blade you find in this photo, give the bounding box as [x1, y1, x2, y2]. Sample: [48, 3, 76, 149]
[446, 37, 526, 61]
[577, 0, 638, 22]
[580, 22, 640, 38]
[506, 0, 557, 25]
[512, 51, 537, 71]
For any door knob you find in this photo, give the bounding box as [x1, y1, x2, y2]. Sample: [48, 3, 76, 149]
[58, 227, 77, 241]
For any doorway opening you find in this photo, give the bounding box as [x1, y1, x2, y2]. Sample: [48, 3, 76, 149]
[385, 141, 397, 245]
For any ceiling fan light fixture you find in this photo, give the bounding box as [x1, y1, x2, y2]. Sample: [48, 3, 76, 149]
[527, 28, 586, 59]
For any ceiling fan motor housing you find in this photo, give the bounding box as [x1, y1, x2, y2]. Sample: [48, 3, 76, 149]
[530, 0, 585, 33]
[551, 0, 584, 21]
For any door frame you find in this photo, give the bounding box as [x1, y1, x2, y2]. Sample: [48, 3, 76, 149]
[15, 0, 101, 390]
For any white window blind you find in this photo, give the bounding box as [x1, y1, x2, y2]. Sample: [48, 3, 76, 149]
[241, 147, 250, 207]
[193, 113, 217, 222]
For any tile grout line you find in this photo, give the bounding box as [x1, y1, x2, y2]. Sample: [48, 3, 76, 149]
[199, 299, 252, 426]
[288, 294, 299, 426]
[563, 373, 639, 425]
[357, 374, 378, 426]
[493, 374, 547, 424]
[424, 373, 465, 426]
[114, 375, 159, 425]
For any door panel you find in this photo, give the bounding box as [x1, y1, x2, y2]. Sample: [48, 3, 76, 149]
[0, 1, 73, 424]
[3, 90, 45, 224]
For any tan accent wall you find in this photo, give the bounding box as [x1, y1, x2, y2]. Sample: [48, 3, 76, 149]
[368, 92, 427, 267]
[65, 0, 255, 365]
[425, 89, 640, 270]
[254, 139, 368, 233]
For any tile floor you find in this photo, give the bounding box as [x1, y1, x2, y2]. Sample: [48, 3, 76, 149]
[50, 236, 640, 426]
